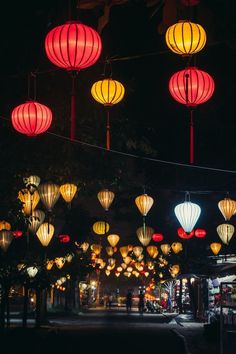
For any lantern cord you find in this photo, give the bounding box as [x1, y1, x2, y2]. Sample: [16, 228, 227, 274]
[106, 108, 110, 150]
[70, 73, 77, 140]
[190, 110, 194, 164]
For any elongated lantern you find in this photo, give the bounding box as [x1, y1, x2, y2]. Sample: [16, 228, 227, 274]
[28, 209, 45, 234]
[135, 194, 154, 216]
[174, 196, 201, 233]
[136, 226, 154, 246]
[36, 223, 54, 247]
[0, 230, 13, 252]
[97, 189, 115, 211]
[216, 224, 234, 245]
[11, 101, 52, 136]
[107, 234, 120, 247]
[60, 183, 77, 204]
[38, 183, 60, 212]
[218, 198, 236, 221]
[18, 189, 40, 216]
[93, 221, 110, 235]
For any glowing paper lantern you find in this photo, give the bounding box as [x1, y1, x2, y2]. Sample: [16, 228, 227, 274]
[171, 242, 183, 254]
[11, 101, 52, 136]
[195, 229, 206, 238]
[38, 183, 60, 212]
[218, 198, 236, 221]
[80, 242, 89, 253]
[59, 234, 70, 243]
[0, 231, 13, 252]
[97, 189, 115, 211]
[12, 230, 23, 238]
[18, 189, 40, 216]
[55, 257, 65, 269]
[166, 20, 206, 56]
[0, 221, 11, 231]
[45, 22, 102, 71]
[133, 246, 143, 258]
[107, 234, 120, 247]
[146, 245, 158, 258]
[119, 246, 129, 258]
[106, 246, 114, 256]
[135, 194, 154, 216]
[28, 209, 45, 234]
[23, 175, 41, 193]
[170, 264, 180, 276]
[161, 243, 171, 255]
[36, 223, 54, 247]
[136, 226, 154, 246]
[152, 233, 163, 242]
[174, 197, 201, 233]
[210, 242, 222, 256]
[216, 224, 234, 245]
[91, 244, 102, 255]
[46, 260, 54, 270]
[27, 266, 38, 278]
[177, 227, 194, 240]
[93, 221, 110, 235]
[60, 183, 77, 204]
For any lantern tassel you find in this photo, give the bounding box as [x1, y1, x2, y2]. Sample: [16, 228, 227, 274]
[106, 108, 110, 150]
[190, 110, 194, 164]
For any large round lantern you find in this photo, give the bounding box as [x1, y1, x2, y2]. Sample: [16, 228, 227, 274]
[97, 189, 115, 211]
[210, 242, 222, 256]
[165, 21, 206, 56]
[60, 183, 78, 204]
[136, 226, 154, 246]
[152, 233, 164, 242]
[93, 221, 110, 235]
[218, 198, 236, 221]
[18, 189, 40, 216]
[174, 194, 201, 233]
[38, 183, 60, 212]
[91, 78, 125, 150]
[45, 22, 102, 71]
[135, 194, 154, 216]
[216, 223, 234, 245]
[36, 223, 54, 247]
[11, 101, 52, 136]
[177, 227, 194, 239]
[0, 230, 13, 252]
[107, 234, 120, 247]
[28, 209, 45, 234]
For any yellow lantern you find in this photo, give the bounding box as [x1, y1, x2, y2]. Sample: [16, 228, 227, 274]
[170, 264, 180, 276]
[107, 234, 120, 247]
[55, 257, 65, 269]
[127, 266, 133, 272]
[146, 245, 158, 258]
[210, 242, 222, 256]
[91, 78, 125, 106]
[171, 242, 183, 254]
[108, 258, 116, 267]
[97, 189, 115, 211]
[46, 260, 54, 270]
[133, 246, 143, 258]
[123, 256, 132, 265]
[93, 221, 110, 235]
[18, 189, 40, 216]
[216, 223, 234, 245]
[117, 266, 123, 272]
[36, 223, 54, 247]
[161, 243, 171, 255]
[28, 209, 45, 234]
[80, 242, 89, 253]
[121, 263, 127, 270]
[0, 220, 11, 231]
[23, 175, 41, 193]
[105, 269, 110, 276]
[218, 198, 236, 221]
[106, 246, 114, 256]
[136, 226, 154, 246]
[91, 244, 102, 255]
[165, 20, 206, 56]
[119, 246, 129, 258]
[147, 261, 154, 270]
[0, 230, 13, 252]
[38, 182, 60, 212]
[60, 183, 77, 204]
[135, 194, 154, 216]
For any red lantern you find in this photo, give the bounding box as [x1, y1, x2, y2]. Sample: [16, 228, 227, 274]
[169, 67, 214, 107]
[12, 230, 23, 238]
[195, 229, 206, 238]
[11, 101, 52, 136]
[59, 234, 70, 243]
[45, 21, 102, 72]
[152, 233, 164, 242]
[177, 227, 194, 240]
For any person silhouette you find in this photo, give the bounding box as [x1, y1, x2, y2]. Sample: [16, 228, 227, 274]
[126, 289, 133, 313]
[138, 290, 145, 314]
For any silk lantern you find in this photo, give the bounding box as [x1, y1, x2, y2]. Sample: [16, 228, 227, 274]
[210, 242, 222, 256]
[36, 223, 54, 247]
[174, 194, 201, 233]
[38, 183, 60, 212]
[218, 198, 236, 221]
[135, 194, 154, 216]
[107, 234, 120, 247]
[93, 221, 110, 235]
[28, 209, 45, 234]
[60, 183, 77, 205]
[97, 189, 115, 211]
[216, 223, 234, 245]
[0, 230, 13, 252]
[18, 189, 40, 216]
[136, 226, 154, 247]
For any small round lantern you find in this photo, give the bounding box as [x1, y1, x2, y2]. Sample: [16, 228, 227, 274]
[195, 229, 206, 238]
[152, 233, 164, 242]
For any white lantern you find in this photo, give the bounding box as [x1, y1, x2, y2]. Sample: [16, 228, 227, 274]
[174, 194, 201, 233]
[27, 266, 38, 278]
[216, 223, 234, 245]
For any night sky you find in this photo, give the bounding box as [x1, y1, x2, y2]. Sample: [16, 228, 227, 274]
[0, 0, 235, 259]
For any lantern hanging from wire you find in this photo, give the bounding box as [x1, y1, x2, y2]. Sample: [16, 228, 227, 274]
[36, 222, 54, 247]
[169, 264, 180, 277]
[169, 67, 214, 164]
[171, 242, 183, 254]
[161, 243, 171, 256]
[0, 220, 11, 231]
[136, 226, 154, 247]
[91, 78, 125, 150]
[133, 246, 143, 258]
[119, 246, 129, 258]
[28, 209, 45, 234]
[60, 183, 78, 205]
[174, 193, 201, 233]
[45, 21, 102, 140]
[91, 244, 102, 255]
[46, 260, 54, 270]
[218, 198, 236, 221]
[0, 230, 13, 252]
[18, 189, 40, 216]
[38, 183, 60, 212]
[106, 246, 114, 257]
[165, 20, 206, 56]
[216, 223, 234, 245]
[11, 100, 52, 136]
[93, 221, 110, 235]
[210, 242, 222, 256]
[146, 245, 158, 258]
[97, 189, 115, 211]
[23, 175, 41, 194]
[135, 193, 154, 216]
[107, 234, 120, 247]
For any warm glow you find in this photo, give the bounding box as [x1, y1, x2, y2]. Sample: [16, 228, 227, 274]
[60, 183, 77, 203]
[166, 20, 206, 56]
[97, 189, 115, 211]
[119, 246, 129, 258]
[18, 189, 40, 216]
[218, 198, 236, 221]
[135, 193, 154, 216]
[160, 243, 171, 255]
[171, 242, 183, 254]
[136, 226, 154, 246]
[216, 223, 234, 245]
[106, 246, 114, 256]
[36, 223, 54, 247]
[174, 198, 201, 233]
[27, 266, 38, 278]
[55, 257, 65, 269]
[23, 175, 40, 190]
[93, 221, 110, 235]
[46, 260, 54, 270]
[107, 234, 120, 247]
[0, 220, 11, 231]
[91, 244, 102, 255]
[91, 78, 125, 106]
[133, 246, 143, 258]
[0, 230, 13, 252]
[146, 245, 158, 258]
[152, 233, 164, 242]
[28, 209, 45, 234]
[38, 183, 60, 212]
[210, 242, 222, 256]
